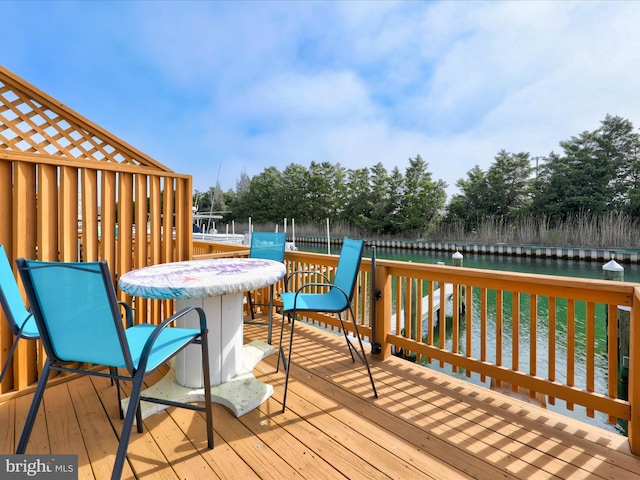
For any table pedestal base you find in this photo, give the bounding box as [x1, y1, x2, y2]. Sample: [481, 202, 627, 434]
[121, 340, 274, 420]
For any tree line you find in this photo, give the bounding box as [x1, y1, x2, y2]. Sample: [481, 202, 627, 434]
[195, 114, 640, 243]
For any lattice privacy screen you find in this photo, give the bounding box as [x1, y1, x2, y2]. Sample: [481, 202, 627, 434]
[0, 68, 167, 170]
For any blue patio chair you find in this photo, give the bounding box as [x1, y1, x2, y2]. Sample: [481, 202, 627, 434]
[246, 231, 287, 344]
[0, 245, 39, 385]
[15, 258, 214, 480]
[276, 237, 378, 412]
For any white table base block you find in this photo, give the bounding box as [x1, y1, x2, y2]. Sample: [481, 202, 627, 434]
[175, 293, 244, 387]
[121, 339, 275, 421]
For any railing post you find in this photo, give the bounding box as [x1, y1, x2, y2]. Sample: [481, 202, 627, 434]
[452, 250, 466, 314]
[373, 262, 392, 360]
[628, 286, 640, 453]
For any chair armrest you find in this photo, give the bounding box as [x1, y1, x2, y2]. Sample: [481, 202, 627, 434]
[284, 269, 331, 292]
[117, 301, 134, 328]
[136, 306, 207, 373]
[290, 282, 350, 307]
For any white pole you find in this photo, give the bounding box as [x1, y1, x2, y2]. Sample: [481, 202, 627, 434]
[292, 218, 296, 246]
[276, 224, 279, 233]
[249, 217, 252, 233]
[232, 220, 235, 236]
[284, 218, 287, 233]
[226, 223, 229, 241]
[326, 218, 330, 255]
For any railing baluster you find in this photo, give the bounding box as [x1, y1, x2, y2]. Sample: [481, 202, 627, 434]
[452, 281, 460, 374]
[548, 297, 557, 406]
[608, 303, 619, 424]
[530, 294, 538, 401]
[496, 289, 503, 376]
[586, 301, 595, 418]
[512, 291, 520, 383]
[479, 287, 486, 382]
[567, 299, 575, 411]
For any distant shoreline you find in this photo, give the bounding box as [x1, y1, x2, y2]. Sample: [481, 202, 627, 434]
[291, 236, 640, 264]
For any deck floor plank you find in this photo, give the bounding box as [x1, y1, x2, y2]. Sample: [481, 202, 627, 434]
[209, 402, 304, 480]
[169, 404, 260, 479]
[142, 407, 215, 479]
[2, 313, 640, 480]
[0, 391, 14, 453]
[235, 398, 351, 480]
[67, 375, 123, 480]
[15, 383, 49, 455]
[274, 328, 520, 479]
[255, 360, 470, 480]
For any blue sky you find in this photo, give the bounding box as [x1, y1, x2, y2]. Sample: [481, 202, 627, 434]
[2, 1, 639, 200]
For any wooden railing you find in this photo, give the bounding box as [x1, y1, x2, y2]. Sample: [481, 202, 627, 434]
[210, 244, 640, 454]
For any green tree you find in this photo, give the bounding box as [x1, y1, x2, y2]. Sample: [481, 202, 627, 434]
[369, 162, 393, 234]
[598, 115, 640, 212]
[343, 167, 372, 231]
[530, 152, 571, 222]
[397, 155, 447, 234]
[485, 150, 533, 217]
[447, 151, 532, 228]
[446, 165, 489, 229]
[236, 166, 283, 222]
[280, 163, 311, 222]
[306, 161, 347, 222]
[531, 115, 639, 221]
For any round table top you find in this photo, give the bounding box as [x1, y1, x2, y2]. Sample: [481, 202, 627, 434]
[119, 258, 286, 300]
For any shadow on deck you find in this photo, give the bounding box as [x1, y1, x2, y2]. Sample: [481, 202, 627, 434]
[1, 313, 639, 479]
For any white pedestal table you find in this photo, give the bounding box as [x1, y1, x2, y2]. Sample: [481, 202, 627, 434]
[118, 257, 285, 418]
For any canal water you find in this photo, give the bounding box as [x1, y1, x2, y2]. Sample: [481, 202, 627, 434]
[297, 242, 640, 434]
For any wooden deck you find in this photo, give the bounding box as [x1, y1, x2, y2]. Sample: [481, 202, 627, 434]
[2, 314, 640, 480]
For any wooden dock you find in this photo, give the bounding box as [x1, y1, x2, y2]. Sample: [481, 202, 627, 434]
[391, 283, 455, 334]
[1, 313, 639, 479]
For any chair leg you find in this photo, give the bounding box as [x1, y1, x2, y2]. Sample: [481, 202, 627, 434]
[112, 371, 146, 480]
[276, 311, 287, 373]
[336, 313, 358, 363]
[0, 335, 22, 384]
[200, 330, 214, 449]
[247, 291, 256, 319]
[277, 310, 296, 413]
[108, 368, 141, 428]
[339, 307, 378, 399]
[136, 404, 144, 434]
[108, 367, 126, 420]
[17, 360, 52, 453]
[267, 284, 274, 345]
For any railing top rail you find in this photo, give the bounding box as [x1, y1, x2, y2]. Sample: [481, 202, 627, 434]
[193, 245, 635, 305]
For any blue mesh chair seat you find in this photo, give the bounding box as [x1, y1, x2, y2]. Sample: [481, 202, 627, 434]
[0, 245, 39, 386]
[246, 231, 287, 344]
[15, 259, 214, 480]
[277, 237, 378, 412]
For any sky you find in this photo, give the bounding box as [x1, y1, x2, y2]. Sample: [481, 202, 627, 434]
[2, 1, 640, 201]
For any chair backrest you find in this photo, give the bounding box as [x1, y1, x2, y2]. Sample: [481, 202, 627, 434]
[16, 259, 134, 370]
[0, 245, 34, 336]
[250, 232, 287, 262]
[333, 237, 365, 303]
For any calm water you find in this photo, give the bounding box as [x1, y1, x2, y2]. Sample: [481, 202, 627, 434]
[301, 242, 640, 282]
[297, 241, 640, 434]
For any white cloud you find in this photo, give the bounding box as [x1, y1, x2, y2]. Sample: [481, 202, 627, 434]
[3, 0, 640, 201]
[228, 70, 375, 124]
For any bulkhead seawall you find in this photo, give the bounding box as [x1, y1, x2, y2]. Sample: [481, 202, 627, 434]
[292, 236, 640, 264]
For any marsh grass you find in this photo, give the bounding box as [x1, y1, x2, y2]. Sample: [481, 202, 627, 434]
[234, 212, 640, 249]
